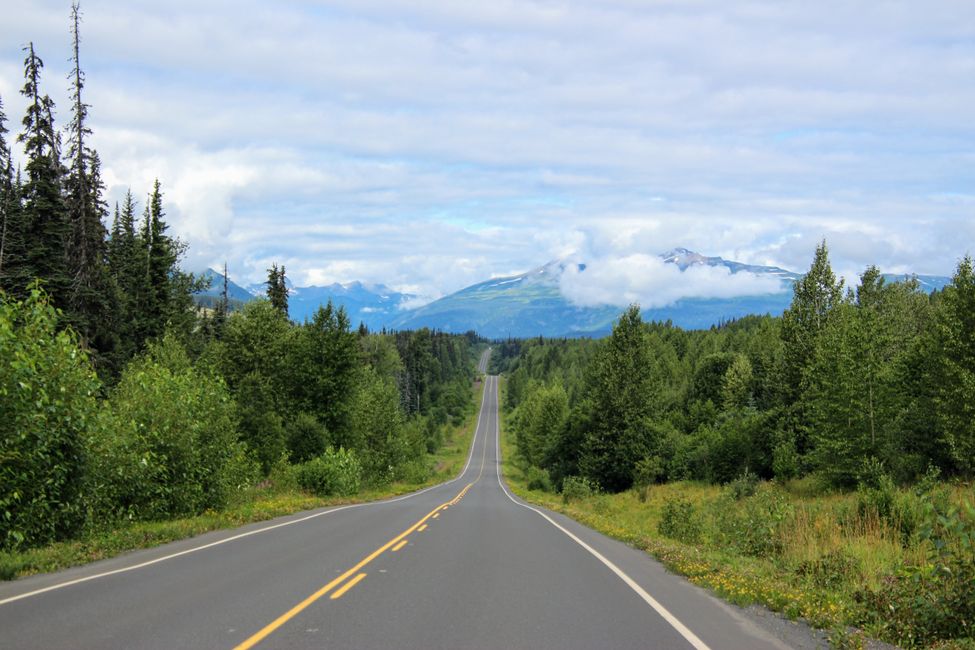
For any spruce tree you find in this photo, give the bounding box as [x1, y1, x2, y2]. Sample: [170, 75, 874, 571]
[212, 261, 229, 335]
[266, 263, 288, 316]
[579, 304, 658, 491]
[780, 241, 844, 400]
[63, 2, 116, 365]
[18, 43, 70, 306]
[0, 95, 12, 283]
[934, 256, 975, 476]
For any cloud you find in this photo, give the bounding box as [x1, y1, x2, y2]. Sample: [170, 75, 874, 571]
[559, 254, 784, 309]
[1, 0, 972, 301]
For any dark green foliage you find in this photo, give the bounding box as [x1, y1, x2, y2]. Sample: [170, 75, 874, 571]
[17, 44, 70, 308]
[780, 241, 844, 404]
[91, 336, 256, 521]
[525, 466, 553, 492]
[580, 305, 660, 491]
[266, 263, 288, 317]
[296, 448, 362, 497]
[932, 257, 975, 477]
[287, 412, 329, 464]
[292, 301, 358, 439]
[0, 286, 99, 548]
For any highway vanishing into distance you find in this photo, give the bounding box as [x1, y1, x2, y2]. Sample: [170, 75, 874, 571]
[0, 351, 801, 649]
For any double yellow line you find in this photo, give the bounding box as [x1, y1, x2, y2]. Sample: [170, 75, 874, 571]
[235, 377, 493, 649]
[234, 482, 473, 650]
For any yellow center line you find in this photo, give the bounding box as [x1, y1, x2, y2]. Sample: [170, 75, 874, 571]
[329, 573, 367, 600]
[235, 378, 495, 649]
[418, 524, 428, 532]
[233, 482, 472, 650]
[391, 540, 409, 552]
[432, 513, 439, 519]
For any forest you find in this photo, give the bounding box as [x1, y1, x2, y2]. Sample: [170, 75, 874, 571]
[495, 243, 975, 648]
[496, 242, 975, 492]
[0, 11, 479, 553]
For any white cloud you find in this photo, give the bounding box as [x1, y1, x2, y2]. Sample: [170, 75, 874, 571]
[1, 0, 972, 300]
[559, 254, 783, 309]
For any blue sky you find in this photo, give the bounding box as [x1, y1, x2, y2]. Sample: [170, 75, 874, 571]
[1, 1, 973, 305]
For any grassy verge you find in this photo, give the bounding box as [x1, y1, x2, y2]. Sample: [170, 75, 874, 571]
[498, 379, 975, 650]
[0, 379, 487, 582]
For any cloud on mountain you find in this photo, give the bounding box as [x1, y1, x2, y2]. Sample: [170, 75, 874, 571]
[559, 254, 783, 309]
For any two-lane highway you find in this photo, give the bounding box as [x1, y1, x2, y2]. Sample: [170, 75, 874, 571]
[0, 365, 794, 649]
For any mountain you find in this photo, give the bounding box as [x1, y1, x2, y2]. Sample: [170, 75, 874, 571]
[388, 260, 622, 339]
[389, 251, 950, 338]
[193, 269, 414, 330]
[284, 281, 414, 328]
[196, 268, 255, 302]
[195, 252, 952, 339]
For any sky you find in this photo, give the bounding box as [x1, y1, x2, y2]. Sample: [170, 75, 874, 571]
[1, 1, 973, 307]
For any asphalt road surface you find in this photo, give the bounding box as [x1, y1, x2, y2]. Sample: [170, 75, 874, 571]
[0, 352, 796, 649]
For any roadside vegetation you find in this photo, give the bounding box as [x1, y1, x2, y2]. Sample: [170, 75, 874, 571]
[496, 244, 975, 649]
[0, 18, 485, 578]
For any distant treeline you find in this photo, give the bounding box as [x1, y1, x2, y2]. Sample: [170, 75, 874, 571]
[496, 242, 975, 492]
[0, 9, 481, 551]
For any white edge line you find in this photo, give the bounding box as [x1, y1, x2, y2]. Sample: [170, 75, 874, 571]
[491, 376, 711, 650]
[0, 376, 492, 607]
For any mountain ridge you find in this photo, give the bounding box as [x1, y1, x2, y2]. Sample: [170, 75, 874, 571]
[194, 250, 951, 337]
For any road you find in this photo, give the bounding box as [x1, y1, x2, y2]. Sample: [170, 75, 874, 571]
[0, 352, 795, 649]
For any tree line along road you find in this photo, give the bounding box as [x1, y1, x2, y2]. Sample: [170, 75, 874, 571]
[0, 356, 799, 649]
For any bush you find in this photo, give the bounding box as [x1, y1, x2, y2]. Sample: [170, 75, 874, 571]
[561, 475, 596, 503]
[712, 483, 792, 556]
[0, 288, 101, 549]
[658, 496, 701, 543]
[859, 499, 975, 647]
[90, 336, 257, 523]
[525, 466, 553, 492]
[395, 459, 431, 485]
[296, 447, 362, 497]
[855, 458, 896, 522]
[286, 412, 328, 463]
[727, 468, 759, 500]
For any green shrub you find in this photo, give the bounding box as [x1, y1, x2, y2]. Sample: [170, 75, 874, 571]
[855, 458, 902, 527]
[90, 335, 257, 523]
[395, 459, 431, 485]
[296, 447, 362, 497]
[0, 287, 101, 549]
[286, 412, 328, 463]
[727, 468, 759, 500]
[859, 499, 975, 647]
[658, 496, 701, 543]
[561, 475, 595, 503]
[712, 483, 792, 556]
[525, 466, 553, 492]
[772, 439, 800, 480]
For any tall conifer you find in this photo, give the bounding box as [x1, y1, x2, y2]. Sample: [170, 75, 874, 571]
[18, 43, 70, 306]
[63, 2, 116, 362]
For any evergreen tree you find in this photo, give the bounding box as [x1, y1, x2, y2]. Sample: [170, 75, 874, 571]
[0, 165, 28, 295]
[212, 261, 229, 335]
[780, 241, 844, 402]
[18, 43, 70, 306]
[266, 263, 288, 316]
[63, 3, 116, 365]
[580, 305, 659, 491]
[292, 301, 359, 442]
[803, 267, 931, 484]
[933, 256, 975, 476]
[0, 95, 13, 284]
